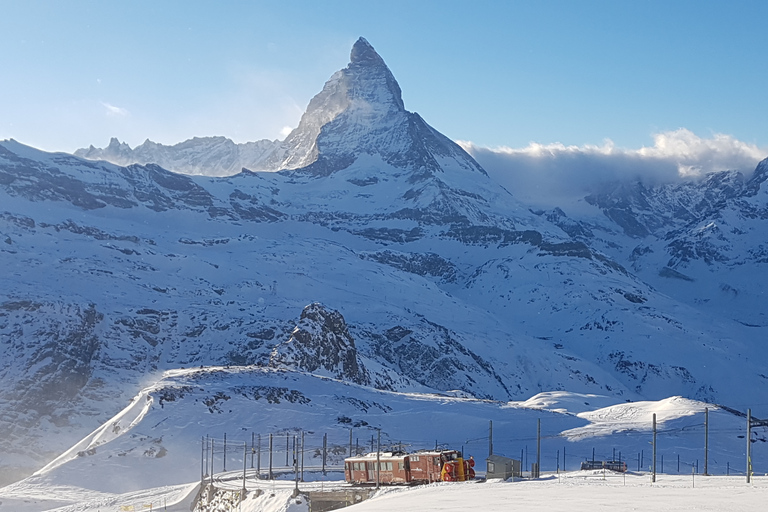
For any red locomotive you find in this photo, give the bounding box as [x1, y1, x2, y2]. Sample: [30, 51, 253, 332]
[344, 450, 475, 485]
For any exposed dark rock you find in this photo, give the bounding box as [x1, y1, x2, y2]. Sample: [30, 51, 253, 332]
[360, 250, 459, 282]
[269, 303, 370, 385]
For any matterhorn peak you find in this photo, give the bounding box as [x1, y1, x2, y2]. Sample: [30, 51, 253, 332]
[264, 36, 485, 180]
[350, 36, 385, 66]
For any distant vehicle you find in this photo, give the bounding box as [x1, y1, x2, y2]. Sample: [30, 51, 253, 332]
[345, 450, 475, 485]
[580, 460, 628, 472]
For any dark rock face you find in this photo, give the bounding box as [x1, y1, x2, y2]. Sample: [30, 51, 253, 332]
[367, 321, 513, 400]
[269, 303, 370, 385]
[360, 250, 459, 283]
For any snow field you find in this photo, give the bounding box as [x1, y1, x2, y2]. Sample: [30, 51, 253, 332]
[350, 473, 768, 512]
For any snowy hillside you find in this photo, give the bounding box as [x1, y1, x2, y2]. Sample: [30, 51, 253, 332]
[0, 369, 764, 511]
[2, 37, 768, 497]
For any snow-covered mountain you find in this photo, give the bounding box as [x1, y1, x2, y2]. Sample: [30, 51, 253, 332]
[2, 37, 768, 495]
[513, 157, 768, 326]
[75, 136, 281, 177]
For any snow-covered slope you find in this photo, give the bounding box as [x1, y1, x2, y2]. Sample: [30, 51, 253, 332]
[2, 37, 767, 491]
[1, 368, 762, 511]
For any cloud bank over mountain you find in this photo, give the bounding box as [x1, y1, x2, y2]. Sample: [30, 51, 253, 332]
[459, 129, 768, 207]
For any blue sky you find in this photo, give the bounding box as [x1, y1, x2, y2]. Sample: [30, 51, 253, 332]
[2, 0, 767, 155]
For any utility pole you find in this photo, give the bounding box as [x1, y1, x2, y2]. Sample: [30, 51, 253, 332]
[704, 407, 709, 475]
[349, 428, 353, 458]
[286, 433, 290, 467]
[322, 433, 328, 475]
[251, 432, 255, 469]
[210, 437, 214, 485]
[257, 434, 261, 477]
[489, 420, 493, 456]
[376, 429, 381, 489]
[301, 431, 305, 482]
[201, 436, 205, 482]
[652, 413, 657, 483]
[747, 408, 752, 483]
[223, 433, 227, 472]
[268, 433, 274, 480]
[536, 418, 541, 478]
[205, 435, 210, 480]
[242, 442, 247, 498]
[293, 435, 299, 497]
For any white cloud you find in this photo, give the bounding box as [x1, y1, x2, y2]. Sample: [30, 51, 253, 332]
[458, 129, 768, 208]
[101, 102, 129, 117]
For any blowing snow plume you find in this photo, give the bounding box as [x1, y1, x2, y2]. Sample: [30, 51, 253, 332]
[459, 129, 767, 208]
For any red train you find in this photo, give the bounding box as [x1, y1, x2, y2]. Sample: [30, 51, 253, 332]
[344, 450, 475, 485]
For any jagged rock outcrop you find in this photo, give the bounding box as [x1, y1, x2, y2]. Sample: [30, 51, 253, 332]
[269, 303, 370, 385]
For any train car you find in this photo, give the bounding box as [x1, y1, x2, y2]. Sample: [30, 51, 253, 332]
[344, 450, 475, 485]
[345, 452, 410, 485]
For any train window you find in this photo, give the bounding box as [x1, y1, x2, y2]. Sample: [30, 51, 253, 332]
[367, 462, 375, 471]
[433, 457, 439, 465]
[411, 456, 419, 462]
[488, 462, 495, 472]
